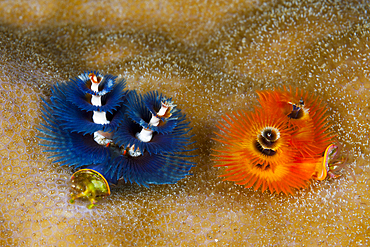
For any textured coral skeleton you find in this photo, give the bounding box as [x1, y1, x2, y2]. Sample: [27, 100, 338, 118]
[38, 71, 194, 208]
[2, 0, 369, 245]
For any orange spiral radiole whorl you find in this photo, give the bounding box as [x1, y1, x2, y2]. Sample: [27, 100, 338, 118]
[213, 87, 335, 194]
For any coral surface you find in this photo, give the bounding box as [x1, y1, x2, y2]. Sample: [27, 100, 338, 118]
[0, 0, 369, 246]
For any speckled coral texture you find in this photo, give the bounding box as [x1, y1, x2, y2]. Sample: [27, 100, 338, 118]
[0, 0, 369, 246]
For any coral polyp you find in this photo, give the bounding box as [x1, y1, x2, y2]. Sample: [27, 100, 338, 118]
[213, 88, 339, 194]
[38, 71, 194, 208]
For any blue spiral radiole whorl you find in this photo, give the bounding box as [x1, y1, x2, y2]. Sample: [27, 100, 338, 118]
[37, 72, 195, 207]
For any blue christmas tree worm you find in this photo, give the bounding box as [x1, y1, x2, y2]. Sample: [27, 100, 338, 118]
[38, 72, 195, 208]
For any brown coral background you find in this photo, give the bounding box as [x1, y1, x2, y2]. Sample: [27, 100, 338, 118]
[0, 0, 369, 246]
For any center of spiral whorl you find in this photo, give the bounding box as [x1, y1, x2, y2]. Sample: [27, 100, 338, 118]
[287, 99, 306, 119]
[263, 129, 277, 141]
[258, 127, 280, 148]
[254, 127, 280, 156]
[89, 73, 103, 93]
[89, 73, 102, 85]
